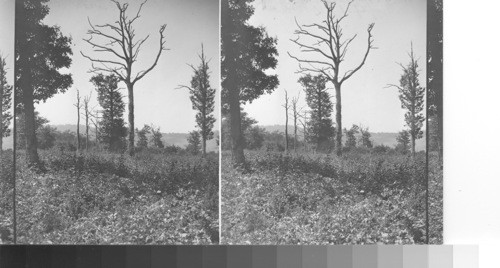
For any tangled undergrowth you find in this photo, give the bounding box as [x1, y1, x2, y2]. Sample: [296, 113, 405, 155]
[222, 150, 443, 245]
[2, 148, 218, 244]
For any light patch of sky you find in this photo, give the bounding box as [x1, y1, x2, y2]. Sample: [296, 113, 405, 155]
[35, 0, 219, 134]
[243, 0, 426, 133]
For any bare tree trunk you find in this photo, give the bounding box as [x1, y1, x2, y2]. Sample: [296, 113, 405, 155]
[229, 85, 245, 165]
[23, 90, 39, 165]
[127, 83, 135, 156]
[75, 90, 81, 152]
[334, 83, 342, 156]
[283, 90, 289, 153]
[85, 111, 89, 151]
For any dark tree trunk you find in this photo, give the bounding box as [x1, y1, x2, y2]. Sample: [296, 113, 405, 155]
[334, 83, 342, 156]
[411, 132, 416, 158]
[127, 82, 135, 156]
[229, 86, 245, 165]
[85, 112, 89, 150]
[23, 89, 39, 165]
[202, 136, 207, 157]
[0, 78, 3, 154]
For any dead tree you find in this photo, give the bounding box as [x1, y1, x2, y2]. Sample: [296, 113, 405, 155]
[82, 93, 92, 150]
[288, 0, 375, 156]
[299, 110, 309, 152]
[81, 0, 167, 156]
[282, 89, 290, 153]
[74, 89, 82, 152]
[291, 92, 302, 153]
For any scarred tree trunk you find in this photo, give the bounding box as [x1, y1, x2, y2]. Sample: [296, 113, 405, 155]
[229, 85, 245, 165]
[127, 82, 135, 156]
[23, 89, 39, 165]
[334, 83, 342, 156]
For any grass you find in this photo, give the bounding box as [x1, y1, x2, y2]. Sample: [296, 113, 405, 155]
[221, 150, 443, 245]
[5, 148, 218, 244]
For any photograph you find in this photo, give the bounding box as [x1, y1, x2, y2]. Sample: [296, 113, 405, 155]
[8, 0, 219, 244]
[221, 0, 443, 244]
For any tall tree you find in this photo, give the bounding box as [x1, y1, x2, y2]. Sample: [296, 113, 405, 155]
[74, 89, 82, 152]
[81, 0, 167, 156]
[289, 0, 374, 156]
[221, 0, 279, 165]
[0, 55, 13, 153]
[16, 0, 73, 165]
[187, 130, 201, 155]
[299, 74, 335, 152]
[16, 111, 49, 150]
[90, 74, 127, 152]
[179, 44, 216, 156]
[388, 44, 425, 158]
[282, 89, 290, 153]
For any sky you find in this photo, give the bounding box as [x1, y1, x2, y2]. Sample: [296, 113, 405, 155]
[244, 0, 426, 133]
[33, 0, 219, 134]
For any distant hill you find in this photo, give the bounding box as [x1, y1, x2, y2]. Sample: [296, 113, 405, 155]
[260, 125, 425, 152]
[2, 124, 219, 152]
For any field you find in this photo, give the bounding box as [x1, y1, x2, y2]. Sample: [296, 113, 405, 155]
[222, 150, 443, 244]
[1, 149, 218, 244]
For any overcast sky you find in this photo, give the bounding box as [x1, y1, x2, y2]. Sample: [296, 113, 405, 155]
[244, 0, 426, 133]
[34, 0, 219, 134]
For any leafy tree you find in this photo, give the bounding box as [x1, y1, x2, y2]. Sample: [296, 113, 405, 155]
[221, 0, 279, 165]
[136, 124, 151, 149]
[221, 109, 257, 151]
[179, 45, 216, 156]
[90, 74, 127, 152]
[359, 126, 373, 148]
[0, 55, 12, 153]
[187, 130, 201, 155]
[16, 0, 73, 165]
[396, 130, 411, 155]
[344, 124, 359, 149]
[16, 111, 49, 150]
[388, 44, 425, 157]
[289, 0, 374, 156]
[299, 74, 335, 152]
[81, 0, 167, 156]
[150, 125, 164, 149]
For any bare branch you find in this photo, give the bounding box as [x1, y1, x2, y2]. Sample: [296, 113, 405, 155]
[132, 24, 167, 84]
[340, 23, 375, 84]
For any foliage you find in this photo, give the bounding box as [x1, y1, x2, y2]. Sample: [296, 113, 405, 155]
[0, 150, 13, 243]
[221, 110, 257, 150]
[299, 74, 335, 152]
[14, 149, 218, 244]
[187, 131, 201, 155]
[90, 74, 127, 152]
[222, 150, 441, 244]
[244, 126, 266, 150]
[0, 55, 12, 140]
